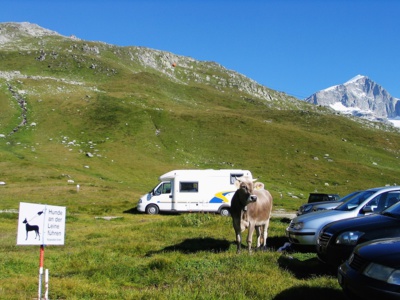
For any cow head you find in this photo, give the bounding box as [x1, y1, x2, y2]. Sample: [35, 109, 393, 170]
[234, 176, 258, 206]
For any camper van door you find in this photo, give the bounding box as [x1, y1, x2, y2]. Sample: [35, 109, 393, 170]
[153, 181, 172, 211]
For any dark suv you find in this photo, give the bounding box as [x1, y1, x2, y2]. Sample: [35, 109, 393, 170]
[308, 193, 340, 203]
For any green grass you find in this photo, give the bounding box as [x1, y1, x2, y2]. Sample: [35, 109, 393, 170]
[0, 213, 344, 300]
[1, 25, 400, 298]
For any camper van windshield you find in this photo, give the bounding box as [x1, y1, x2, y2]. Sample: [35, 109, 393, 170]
[154, 182, 171, 195]
[180, 182, 198, 192]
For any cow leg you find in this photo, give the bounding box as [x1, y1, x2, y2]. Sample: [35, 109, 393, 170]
[255, 226, 261, 249]
[247, 224, 255, 253]
[233, 218, 242, 253]
[261, 220, 270, 251]
[236, 231, 242, 253]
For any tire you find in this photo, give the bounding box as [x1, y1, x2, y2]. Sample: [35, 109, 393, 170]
[220, 207, 230, 217]
[146, 204, 159, 215]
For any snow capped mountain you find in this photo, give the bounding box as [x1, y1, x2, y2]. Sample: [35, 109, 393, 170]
[305, 75, 400, 125]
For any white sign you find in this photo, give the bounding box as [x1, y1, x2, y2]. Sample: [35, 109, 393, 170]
[17, 202, 66, 245]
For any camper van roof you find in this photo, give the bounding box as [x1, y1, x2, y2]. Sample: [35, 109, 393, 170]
[159, 169, 251, 181]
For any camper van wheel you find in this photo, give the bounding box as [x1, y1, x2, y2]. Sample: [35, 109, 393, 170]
[220, 207, 230, 217]
[146, 204, 159, 215]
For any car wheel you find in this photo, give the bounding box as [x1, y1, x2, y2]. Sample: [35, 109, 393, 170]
[146, 204, 159, 215]
[220, 207, 230, 217]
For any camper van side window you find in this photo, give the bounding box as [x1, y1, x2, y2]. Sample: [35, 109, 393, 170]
[180, 182, 198, 192]
[162, 182, 171, 194]
[230, 174, 243, 184]
[155, 182, 171, 195]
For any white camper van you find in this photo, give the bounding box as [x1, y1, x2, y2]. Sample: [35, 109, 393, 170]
[137, 169, 252, 216]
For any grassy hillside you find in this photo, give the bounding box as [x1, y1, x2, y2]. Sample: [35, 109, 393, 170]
[1, 24, 400, 215]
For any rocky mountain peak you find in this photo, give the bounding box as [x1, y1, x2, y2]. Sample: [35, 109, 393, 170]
[0, 22, 62, 44]
[305, 75, 400, 121]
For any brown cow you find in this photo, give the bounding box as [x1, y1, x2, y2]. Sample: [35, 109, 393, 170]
[230, 176, 273, 253]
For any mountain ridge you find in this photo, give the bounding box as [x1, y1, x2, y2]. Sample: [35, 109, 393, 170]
[305, 75, 400, 123]
[0, 22, 305, 110]
[3, 22, 397, 125]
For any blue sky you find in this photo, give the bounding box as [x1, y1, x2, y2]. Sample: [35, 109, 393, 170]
[1, 0, 399, 99]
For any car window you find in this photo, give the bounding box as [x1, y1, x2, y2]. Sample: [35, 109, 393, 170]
[335, 190, 375, 211]
[360, 191, 400, 213]
[381, 193, 400, 217]
[362, 194, 381, 212]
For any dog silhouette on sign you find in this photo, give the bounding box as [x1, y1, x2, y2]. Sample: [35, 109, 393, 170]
[23, 218, 40, 240]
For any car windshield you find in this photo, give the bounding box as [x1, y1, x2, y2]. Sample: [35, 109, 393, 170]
[335, 190, 376, 211]
[338, 191, 361, 203]
[382, 200, 400, 218]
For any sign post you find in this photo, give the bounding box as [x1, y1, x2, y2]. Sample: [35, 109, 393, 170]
[17, 202, 66, 300]
[38, 245, 44, 299]
[45, 268, 49, 300]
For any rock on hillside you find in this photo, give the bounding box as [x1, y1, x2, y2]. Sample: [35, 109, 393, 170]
[305, 75, 400, 121]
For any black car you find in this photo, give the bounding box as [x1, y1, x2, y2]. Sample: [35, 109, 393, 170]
[338, 238, 400, 299]
[317, 192, 400, 267]
[307, 193, 340, 203]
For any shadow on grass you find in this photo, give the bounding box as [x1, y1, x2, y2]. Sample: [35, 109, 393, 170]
[266, 236, 292, 251]
[146, 236, 293, 256]
[123, 207, 180, 215]
[277, 217, 292, 224]
[278, 255, 336, 279]
[274, 255, 345, 299]
[123, 207, 141, 214]
[273, 286, 345, 300]
[146, 237, 231, 256]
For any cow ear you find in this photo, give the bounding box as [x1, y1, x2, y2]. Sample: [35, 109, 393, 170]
[254, 182, 264, 190]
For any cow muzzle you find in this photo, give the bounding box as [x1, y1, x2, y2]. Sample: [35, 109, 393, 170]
[248, 195, 257, 202]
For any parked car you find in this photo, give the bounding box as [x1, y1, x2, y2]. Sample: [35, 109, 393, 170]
[297, 191, 360, 216]
[317, 191, 400, 267]
[338, 238, 400, 299]
[307, 193, 340, 203]
[286, 186, 400, 251]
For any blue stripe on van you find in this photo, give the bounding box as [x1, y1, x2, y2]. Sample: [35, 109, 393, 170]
[209, 191, 234, 203]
